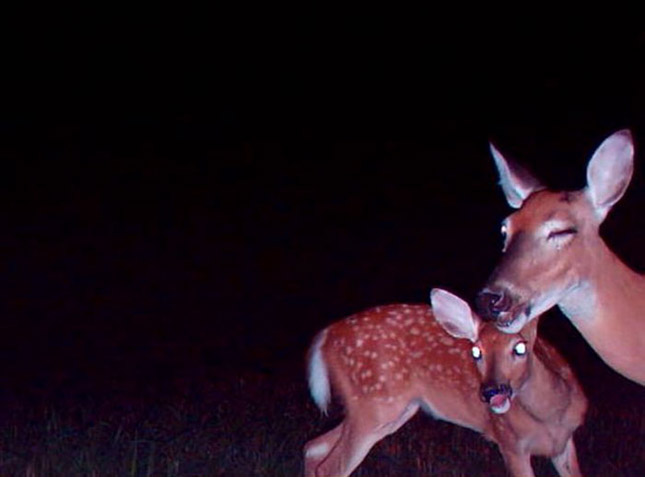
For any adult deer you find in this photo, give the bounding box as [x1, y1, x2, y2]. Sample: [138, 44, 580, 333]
[304, 289, 587, 477]
[477, 129, 645, 386]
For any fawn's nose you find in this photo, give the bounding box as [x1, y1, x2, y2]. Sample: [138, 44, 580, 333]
[476, 289, 511, 320]
[480, 382, 512, 403]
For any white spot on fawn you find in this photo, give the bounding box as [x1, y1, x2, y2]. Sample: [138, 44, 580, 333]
[440, 336, 454, 346]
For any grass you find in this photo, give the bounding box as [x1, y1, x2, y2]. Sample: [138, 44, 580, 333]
[0, 356, 645, 477]
[0, 350, 642, 477]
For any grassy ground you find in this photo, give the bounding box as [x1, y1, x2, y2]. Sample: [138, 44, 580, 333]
[0, 348, 642, 477]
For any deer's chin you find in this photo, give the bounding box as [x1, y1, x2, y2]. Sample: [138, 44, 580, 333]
[494, 310, 528, 335]
[490, 396, 511, 414]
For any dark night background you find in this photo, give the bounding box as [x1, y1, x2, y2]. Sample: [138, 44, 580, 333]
[0, 17, 644, 474]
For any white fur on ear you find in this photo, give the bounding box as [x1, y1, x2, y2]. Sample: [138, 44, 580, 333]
[490, 142, 543, 209]
[430, 288, 480, 342]
[586, 129, 634, 221]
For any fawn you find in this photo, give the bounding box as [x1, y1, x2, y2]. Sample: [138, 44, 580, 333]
[304, 289, 587, 476]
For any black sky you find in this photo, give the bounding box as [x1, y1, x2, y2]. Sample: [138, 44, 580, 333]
[0, 21, 644, 390]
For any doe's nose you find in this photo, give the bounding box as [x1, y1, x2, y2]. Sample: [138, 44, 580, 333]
[476, 289, 511, 320]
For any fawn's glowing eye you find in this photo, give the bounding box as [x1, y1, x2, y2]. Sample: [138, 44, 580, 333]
[471, 346, 482, 360]
[513, 342, 527, 356]
[500, 223, 509, 251]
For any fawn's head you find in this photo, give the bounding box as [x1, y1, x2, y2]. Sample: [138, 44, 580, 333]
[432, 289, 538, 414]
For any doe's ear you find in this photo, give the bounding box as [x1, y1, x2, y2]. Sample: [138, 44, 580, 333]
[430, 288, 481, 342]
[489, 142, 544, 209]
[586, 129, 634, 222]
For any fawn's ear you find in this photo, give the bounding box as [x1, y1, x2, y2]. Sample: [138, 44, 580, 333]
[430, 288, 481, 342]
[519, 315, 539, 346]
[490, 142, 544, 209]
[586, 129, 634, 222]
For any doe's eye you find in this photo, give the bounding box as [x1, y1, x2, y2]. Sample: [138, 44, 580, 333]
[471, 346, 482, 360]
[547, 227, 577, 241]
[513, 342, 527, 356]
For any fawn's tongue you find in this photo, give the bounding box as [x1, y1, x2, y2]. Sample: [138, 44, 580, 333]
[490, 394, 506, 407]
[490, 394, 510, 414]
